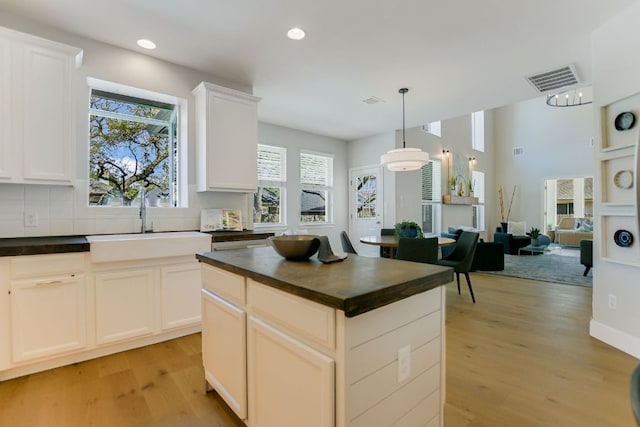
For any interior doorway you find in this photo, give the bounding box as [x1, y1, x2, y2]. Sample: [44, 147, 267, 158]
[348, 165, 384, 257]
[544, 177, 593, 230]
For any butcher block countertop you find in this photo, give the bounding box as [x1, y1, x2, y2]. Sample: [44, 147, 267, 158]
[196, 247, 452, 317]
[0, 235, 89, 257]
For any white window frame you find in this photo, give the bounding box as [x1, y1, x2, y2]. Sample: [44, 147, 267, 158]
[471, 110, 485, 152]
[300, 150, 333, 224]
[421, 160, 443, 235]
[254, 144, 287, 227]
[87, 77, 188, 208]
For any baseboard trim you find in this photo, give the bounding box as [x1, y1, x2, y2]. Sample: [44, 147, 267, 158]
[590, 319, 640, 358]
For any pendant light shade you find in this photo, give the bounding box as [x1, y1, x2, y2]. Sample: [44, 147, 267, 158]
[380, 88, 429, 172]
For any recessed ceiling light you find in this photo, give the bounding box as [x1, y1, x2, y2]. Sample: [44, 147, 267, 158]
[137, 39, 156, 50]
[287, 27, 306, 40]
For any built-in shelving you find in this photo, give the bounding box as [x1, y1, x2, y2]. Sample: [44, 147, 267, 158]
[442, 195, 479, 205]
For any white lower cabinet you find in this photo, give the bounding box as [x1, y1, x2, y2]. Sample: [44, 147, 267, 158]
[247, 316, 335, 427]
[10, 274, 87, 362]
[161, 264, 202, 330]
[94, 269, 154, 345]
[202, 289, 247, 419]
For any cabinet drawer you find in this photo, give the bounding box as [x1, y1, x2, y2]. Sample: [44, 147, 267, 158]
[202, 264, 246, 306]
[10, 253, 85, 279]
[247, 279, 335, 350]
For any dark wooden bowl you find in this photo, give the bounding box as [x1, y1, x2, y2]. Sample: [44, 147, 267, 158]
[268, 235, 320, 260]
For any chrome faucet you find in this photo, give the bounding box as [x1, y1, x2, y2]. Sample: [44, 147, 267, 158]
[139, 187, 147, 233]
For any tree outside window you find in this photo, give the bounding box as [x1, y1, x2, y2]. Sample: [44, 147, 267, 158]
[89, 88, 178, 206]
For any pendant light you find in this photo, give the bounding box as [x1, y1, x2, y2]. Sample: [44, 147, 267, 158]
[380, 88, 429, 171]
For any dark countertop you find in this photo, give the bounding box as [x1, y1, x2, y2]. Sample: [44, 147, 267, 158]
[197, 247, 452, 317]
[204, 230, 275, 242]
[0, 235, 90, 257]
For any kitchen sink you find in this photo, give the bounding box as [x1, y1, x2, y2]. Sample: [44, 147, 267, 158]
[87, 231, 211, 263]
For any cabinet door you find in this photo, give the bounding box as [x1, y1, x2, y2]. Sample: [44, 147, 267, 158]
[247, 316, 334, 427]
[160, 264, 202, 330]
[205, 91, 258, 191]
[0, 36, 11, 180]
[10, 274, 87, 362]
[21, 42, 75, 183]
[202, 289, 247, 419]
[95, 269, 154, 345]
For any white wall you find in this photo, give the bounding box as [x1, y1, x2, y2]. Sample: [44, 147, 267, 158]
[493, 96, 594, 233]
[590, 0, 640, 358]
[257, 123, 348, 248]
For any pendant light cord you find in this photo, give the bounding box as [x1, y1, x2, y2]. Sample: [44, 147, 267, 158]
[399, 88, 408, 149]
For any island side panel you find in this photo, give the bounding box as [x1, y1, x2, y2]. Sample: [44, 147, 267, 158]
[340, 286, 445, 427]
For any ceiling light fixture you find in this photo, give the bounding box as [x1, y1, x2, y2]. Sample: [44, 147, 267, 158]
[287, 27, 306, 40]
[380, 88, 429, 172]
[546, 87, 592, 107]
[137, 39, 156, 50]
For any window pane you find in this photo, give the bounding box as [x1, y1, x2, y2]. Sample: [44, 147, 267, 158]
[421, 160, 442, 202]
[301, 188, 327, 222]
[300, 151, 332, 223]
[301, 153, 331, 186]
[356, 175, 377, 218]
[472, 111, 485, 152]
[254, 144, 286, 225]
[257, 144, 286, 182]
[89, 88, 177, 207]
[254, 186, 282, 224]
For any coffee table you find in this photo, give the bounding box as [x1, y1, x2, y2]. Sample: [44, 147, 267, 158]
[518, 244, 550, 255]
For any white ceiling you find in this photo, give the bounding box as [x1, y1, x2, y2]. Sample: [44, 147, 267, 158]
[0, 0, 635, 140]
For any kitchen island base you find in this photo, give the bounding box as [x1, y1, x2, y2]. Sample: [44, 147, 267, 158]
[200, 259, 446, 427]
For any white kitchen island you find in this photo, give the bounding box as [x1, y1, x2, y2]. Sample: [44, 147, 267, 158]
[197, 247, 452, 427]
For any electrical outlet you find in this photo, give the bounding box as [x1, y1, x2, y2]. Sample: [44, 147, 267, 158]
[608, 294, 617, 310]
[24, 211, 38, 227]
[397, 345, 411, 383]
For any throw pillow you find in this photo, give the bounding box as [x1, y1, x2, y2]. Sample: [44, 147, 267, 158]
[507, 221, 526, 236]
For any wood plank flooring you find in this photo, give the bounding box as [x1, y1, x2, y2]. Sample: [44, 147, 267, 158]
[0, 273, 637, 426]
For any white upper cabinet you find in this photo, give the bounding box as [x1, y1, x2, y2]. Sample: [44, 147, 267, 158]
[193, 81, 261, 192]
[0, 26, 82, 185]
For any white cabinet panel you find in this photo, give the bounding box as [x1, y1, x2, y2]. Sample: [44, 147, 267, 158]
[0, 35, 11, 179]
[10, 274, 87, 362]
[0, 26, 81, 185]
[21, 43, 74, 182]
[202, 289, 247, 419]
[95, 269, 154, 344]
[161, 264, 202, 330]
[193, 82, 260, 192]
[247, 316, 334, 427]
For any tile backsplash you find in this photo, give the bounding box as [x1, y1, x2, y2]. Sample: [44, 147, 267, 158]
[0, 181, 249, 238]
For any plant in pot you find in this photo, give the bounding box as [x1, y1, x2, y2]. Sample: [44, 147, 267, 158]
[529, 226, 541, 246]
[394, 220, 423, 238]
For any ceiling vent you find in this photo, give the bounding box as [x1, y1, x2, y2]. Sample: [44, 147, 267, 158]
[362, 96, 385, 105]
[513, 147, 524, 157]
[526, 64, 580, 93]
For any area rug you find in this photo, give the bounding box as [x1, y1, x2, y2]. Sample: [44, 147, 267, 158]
[480, 252, 592, 287]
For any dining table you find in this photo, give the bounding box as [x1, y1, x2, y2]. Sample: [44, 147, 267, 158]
[359, 235, 456, 259]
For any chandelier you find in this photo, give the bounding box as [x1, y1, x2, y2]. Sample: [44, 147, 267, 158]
[546, 87, 592, 107]
[380, 88, 429, 172]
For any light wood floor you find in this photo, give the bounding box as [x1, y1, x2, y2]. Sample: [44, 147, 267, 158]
[0, 273, 637, 426]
